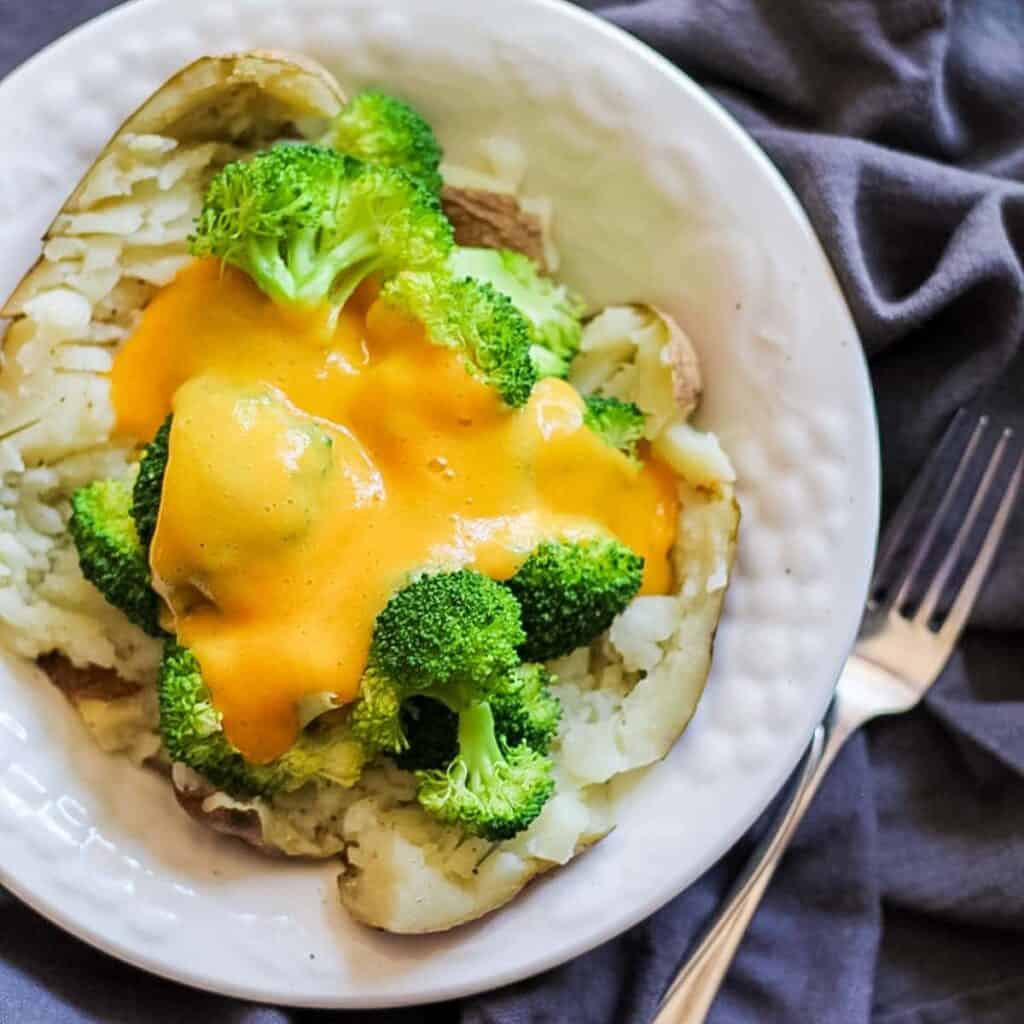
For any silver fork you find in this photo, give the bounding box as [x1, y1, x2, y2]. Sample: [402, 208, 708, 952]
[652, 410, 1023, 1024]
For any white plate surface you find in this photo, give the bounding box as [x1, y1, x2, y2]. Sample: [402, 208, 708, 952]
[0, 0, 879, 1008]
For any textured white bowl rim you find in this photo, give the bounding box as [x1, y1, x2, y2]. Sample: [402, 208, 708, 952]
[0, 0, 880, 1008]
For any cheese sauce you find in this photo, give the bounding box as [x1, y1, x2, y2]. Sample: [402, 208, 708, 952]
[111, 259, 678, 762]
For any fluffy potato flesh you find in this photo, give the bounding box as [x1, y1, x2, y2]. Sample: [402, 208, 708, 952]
[555, 485, 738, 786]
[338, 767, 614, 933]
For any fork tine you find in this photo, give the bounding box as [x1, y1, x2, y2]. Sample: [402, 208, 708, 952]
[869, 410, 972, 605]
[916, 428, 1015, 626]
[888, 414, 989, 611]
[936, 444, 1022, 643]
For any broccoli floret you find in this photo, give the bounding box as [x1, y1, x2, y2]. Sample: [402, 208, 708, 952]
[69, 479, 163, 637]
[351, 570, 555, 839]
[583, 394, 646, 459]
[326, 89, 443, 193]
[489, 664, 562, 753]
[159, 643, 365, 799]
[351, 569, 525, 758]
[132, 416, 170, 553]
[448, 247, 585, 379]
[362, 570, 525, 719]
[381, 271, 537, 406]
[191, 143, 452, 310]
[505, 537, 644, 661]
[416, 701, 554, 840]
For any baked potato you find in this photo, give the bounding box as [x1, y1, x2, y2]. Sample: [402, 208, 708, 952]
[0, 51, 738, 934]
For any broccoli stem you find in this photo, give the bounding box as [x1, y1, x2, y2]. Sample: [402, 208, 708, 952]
[458, 701, 504, 790]
[246, 238, 296, 305]
[299, 230, 379, 305]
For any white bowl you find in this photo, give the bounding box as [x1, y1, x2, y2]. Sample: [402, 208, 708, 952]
[0, 0, 878, 1007]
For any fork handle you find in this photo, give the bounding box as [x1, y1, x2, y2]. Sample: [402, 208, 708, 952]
[651, 701, 849, 1024]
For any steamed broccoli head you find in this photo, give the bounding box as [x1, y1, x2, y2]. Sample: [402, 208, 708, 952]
[583, 394, 646, 460]
[489, 663, 562, 753]
[382, 271, 537, 407]
[191, 143, 452, 310]
[327, 89, 443, 192]
[416, 701, 555, 841]
[448, 247, 585, 379]
[350, 570, 555, 839]
[361, 569, 525, 730]
[69, 478, 163, 637]
[132, 416, 171, 553]
[159, 643, 365, 799]
[349, 567, 522, 755]
[191, 143, 348, 304]
[505, 536, 644, 661]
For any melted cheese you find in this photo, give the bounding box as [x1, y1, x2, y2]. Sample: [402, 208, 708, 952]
[111, 259, 678, 762]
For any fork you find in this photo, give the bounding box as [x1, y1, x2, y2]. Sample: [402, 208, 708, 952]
[651, 410, 1024, 1024]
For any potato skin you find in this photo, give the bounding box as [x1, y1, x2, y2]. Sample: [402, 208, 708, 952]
[38, 652, 141, 703]
[173, 785, 273, 853]
[441, 185, 548, 269]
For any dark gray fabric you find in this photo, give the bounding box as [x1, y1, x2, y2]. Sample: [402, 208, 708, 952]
[2, 1, 1023, 1021]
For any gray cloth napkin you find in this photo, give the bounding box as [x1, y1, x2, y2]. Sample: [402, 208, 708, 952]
[2, 1, 1023, 1021]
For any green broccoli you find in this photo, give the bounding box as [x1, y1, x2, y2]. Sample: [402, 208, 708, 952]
[489, 663, 561, 753]
[190, 143, 452, 310]
[381, 271, 537, 407]
[505, 537, 644, 661]
[416, 701, 553, 840]
[583, 394, 646, 460]
[159, 643, 366, 799]
[351, 570, 555, 840]
[69, 479, 163, 637]
[326, 89, 443, 193]
[370, 570, 524, 696]
[132, 416, 171, 553]
[448, 247, 585, 379]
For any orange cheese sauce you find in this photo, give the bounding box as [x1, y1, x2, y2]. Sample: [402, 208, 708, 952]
[111, 259, 678, 762]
